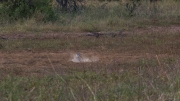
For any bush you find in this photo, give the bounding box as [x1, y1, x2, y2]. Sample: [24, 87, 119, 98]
[33, 0, 58, 22]
[0, 0, 58, 22]
[125, 0, 141, 16]
[56, 0, 84, 12]
[0, 0, 33, 20]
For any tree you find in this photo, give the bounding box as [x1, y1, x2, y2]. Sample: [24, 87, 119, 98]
[56, 0, 83, 12]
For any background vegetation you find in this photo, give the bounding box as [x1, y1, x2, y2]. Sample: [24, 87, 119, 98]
[0, 0, 180, 33]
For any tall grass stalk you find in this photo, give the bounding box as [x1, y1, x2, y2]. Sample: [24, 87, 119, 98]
[78, 76, 97, 101]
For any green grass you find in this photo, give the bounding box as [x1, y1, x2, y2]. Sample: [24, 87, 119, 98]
[0, 58, 180, 101]
[0, 0, 180, 33]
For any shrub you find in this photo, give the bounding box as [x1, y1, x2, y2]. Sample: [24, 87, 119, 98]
[125, 0, 141, 16]
[33, 0, 58, 22]
[0, 0, 33, 20]
[56, 0, 84, 12]
[0, 0, 58, 22]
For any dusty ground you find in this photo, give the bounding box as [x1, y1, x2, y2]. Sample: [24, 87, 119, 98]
[0, 25, 180, 76]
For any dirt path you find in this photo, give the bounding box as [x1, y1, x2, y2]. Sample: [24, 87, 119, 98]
[0, 25, 180, 40]
[0, 50, 173, 76]
[0, 25, 179, 76]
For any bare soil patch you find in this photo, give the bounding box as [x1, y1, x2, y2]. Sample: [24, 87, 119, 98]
[0, 25, 179, 76]
[0, 50, 174, 76]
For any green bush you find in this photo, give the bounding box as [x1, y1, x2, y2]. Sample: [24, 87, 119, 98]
[0, 0, 58, 22]
[33, 0, 58, 22]
[0, 0, 33, 20]
[125, 0, 141, 16]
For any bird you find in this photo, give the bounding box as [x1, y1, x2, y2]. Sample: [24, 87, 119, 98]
[71, 53, 83, 63]
[76, 53, 82, 62]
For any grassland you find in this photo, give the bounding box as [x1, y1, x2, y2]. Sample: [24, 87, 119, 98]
[0, 0, 180, 33]
[0, 0, 180, 101]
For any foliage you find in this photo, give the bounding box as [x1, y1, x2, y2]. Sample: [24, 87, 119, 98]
[125, 0, 141, 16]
[0, 0, 58, 22]
[0, 0, 180, 25]
[56, 0, 84, 12]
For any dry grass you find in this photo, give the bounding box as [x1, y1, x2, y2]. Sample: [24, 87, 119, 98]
[0, 26, 180, 100]
[0, 0, 180, 101]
